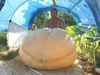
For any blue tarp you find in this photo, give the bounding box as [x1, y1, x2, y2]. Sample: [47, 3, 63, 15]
[0, 0, 100, 32]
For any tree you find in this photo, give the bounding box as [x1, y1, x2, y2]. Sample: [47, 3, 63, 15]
[32, 12, 50, 30]
[58, 12, 76, 26]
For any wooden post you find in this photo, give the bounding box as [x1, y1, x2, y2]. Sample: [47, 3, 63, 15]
[52, 0, 56, 8]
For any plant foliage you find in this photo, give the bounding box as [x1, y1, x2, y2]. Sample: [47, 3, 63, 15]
[66, 25, 100, 67]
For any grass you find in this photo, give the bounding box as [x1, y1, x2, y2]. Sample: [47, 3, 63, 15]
[0, 32, 19, 61]
[5, 50, 19, 60]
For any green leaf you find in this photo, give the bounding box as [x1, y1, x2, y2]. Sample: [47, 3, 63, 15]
[85, 37, 100, 42]
[5, 50, 19, 60]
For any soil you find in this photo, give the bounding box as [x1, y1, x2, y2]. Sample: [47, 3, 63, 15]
[0, 56, 100, 75]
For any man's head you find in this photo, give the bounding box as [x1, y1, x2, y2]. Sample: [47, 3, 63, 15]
[50, 8, 58, 19]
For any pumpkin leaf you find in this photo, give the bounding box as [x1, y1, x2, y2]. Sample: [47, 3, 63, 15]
[85, 37, 100, 42]
[5, 49, 19, 60]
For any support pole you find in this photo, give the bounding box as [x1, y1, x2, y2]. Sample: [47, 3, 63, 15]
[52, 0, 56, 8]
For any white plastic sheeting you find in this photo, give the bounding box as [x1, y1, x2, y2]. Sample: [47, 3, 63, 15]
[7, 21, 28, 50]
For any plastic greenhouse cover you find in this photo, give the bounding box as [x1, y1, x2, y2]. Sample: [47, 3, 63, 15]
[0, 0, 100, 32]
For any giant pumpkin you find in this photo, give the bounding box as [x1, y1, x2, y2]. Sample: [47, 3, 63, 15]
[19, 28, 77, 70]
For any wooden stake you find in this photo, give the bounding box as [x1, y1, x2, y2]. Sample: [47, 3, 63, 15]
[52, 0, 56, 8]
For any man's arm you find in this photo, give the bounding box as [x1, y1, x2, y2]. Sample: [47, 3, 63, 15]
[60, 19, 66, 30]
[45, 20, 49, 28]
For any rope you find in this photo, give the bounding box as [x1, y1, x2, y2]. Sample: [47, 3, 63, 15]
[29, 67, 42, 75]
[52, 0, 56, 8]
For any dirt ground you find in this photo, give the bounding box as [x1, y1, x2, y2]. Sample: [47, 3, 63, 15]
[0, 55, 85, 75]
[0, 55, 100, 75]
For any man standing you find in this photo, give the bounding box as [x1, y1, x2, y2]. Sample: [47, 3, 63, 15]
[45, 8, 66, 30]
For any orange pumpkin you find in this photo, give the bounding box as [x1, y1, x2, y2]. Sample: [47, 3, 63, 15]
[19, 28, 77, 70]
